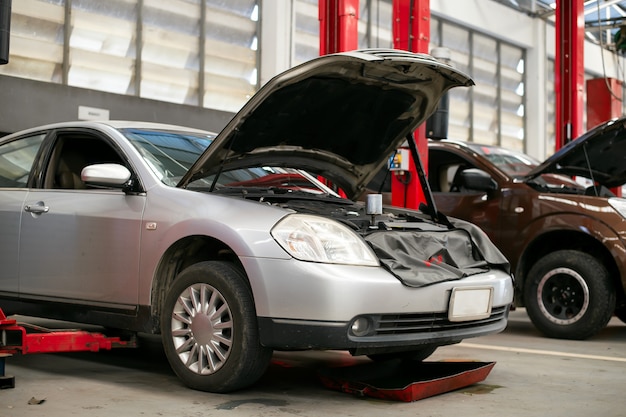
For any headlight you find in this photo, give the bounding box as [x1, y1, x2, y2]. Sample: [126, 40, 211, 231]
[608, 197, 626, 218]
[271, 214, 379, 266]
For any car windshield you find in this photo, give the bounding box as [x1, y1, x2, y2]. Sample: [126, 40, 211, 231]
[188, 166, 342, 197]
[121, 127, 341, 196]
[467, 143, 540, 177]
[122, 128, 215, 186]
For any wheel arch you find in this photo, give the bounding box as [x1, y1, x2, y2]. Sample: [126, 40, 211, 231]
[515, 228, 622, 307]
[149, 235, 248, 333]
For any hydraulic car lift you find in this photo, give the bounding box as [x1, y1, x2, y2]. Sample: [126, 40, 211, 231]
[0, 308, 137, 389]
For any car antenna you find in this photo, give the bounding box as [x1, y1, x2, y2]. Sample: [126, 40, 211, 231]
[405, 133, 452, 227]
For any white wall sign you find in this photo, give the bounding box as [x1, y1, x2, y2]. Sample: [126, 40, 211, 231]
[78, 105, 110, 120]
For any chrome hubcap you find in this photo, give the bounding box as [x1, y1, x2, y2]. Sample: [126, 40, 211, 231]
[171, 283, 233, 375]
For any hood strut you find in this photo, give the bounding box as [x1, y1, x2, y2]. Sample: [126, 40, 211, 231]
[209, 129, 238, 192]
[406, 133, 452, 227]
[582, 143, 598, 196]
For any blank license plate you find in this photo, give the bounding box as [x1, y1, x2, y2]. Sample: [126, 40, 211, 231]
[448, 287, 493, 322]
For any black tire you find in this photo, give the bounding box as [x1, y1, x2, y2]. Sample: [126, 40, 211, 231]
[368, 345, 438, 363]
[524, 250, 615, 340]
[161, 261, 273, 393]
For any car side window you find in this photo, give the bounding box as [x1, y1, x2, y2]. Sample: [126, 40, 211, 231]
[0, 133, 46, 188]
[44, 134, 126, 190]
[428, 148, 475, 193]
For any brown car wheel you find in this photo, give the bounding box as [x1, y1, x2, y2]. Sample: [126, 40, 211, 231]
[524, 250, 615, 340]
[161, 261, 273, 393]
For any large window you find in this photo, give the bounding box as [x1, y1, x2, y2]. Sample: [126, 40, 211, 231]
[294, 0, 319, 65]
[69, 0, 138, 95]
[432, 18, 526, 151]
[434, 21, 472, 142]
[0, 0, 258, 113]
[0, 0, 65, 83]
[141, 0, 200, 104]
[358, 0, 393, 50]
[203, 1, 258, 112]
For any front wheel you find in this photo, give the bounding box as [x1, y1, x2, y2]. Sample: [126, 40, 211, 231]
[161, 261, 272, 393]
[524, 250, 615, 340]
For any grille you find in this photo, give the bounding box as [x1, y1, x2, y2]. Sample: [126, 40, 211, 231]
[374, 305, 508, 335]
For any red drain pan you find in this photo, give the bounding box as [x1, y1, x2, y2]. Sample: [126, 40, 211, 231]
[318, 360, 496, 402]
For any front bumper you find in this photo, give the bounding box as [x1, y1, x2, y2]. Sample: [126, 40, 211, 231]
[258, 305, 509, 354]
[244, 257, 514, 353]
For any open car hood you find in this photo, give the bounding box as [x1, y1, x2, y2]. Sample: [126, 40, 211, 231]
[525, 118, 626, 188]
[178, 49, 473, 198]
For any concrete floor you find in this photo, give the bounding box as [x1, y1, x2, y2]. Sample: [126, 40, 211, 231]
[1, 308, 625, 417]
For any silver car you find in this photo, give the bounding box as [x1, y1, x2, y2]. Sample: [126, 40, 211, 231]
[0, 49, 514, 393]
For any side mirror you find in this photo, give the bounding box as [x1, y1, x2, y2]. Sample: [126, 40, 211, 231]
[81, 163, 132, 187]
[459, 168, 497, 192]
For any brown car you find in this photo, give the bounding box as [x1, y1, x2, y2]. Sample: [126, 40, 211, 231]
[427, 118, 626, 340]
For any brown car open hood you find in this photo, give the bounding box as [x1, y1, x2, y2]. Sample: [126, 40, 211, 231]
[526, 117, 626, 188]
[178, 49, 473, 199]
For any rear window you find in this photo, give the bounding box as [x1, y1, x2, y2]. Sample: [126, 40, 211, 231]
[468, 143, 539, 177]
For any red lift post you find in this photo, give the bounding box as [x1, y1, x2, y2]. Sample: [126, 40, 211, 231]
[555, 0, 585, 150]
[391, 0, 430, 209]
[319, 0, 359, 56]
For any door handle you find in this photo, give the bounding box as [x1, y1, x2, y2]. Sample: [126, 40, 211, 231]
[24, 202, 50, 214]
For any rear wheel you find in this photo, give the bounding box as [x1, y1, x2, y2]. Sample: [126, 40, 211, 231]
[524, 250, 615, 340]
[161, 261, 272, 393]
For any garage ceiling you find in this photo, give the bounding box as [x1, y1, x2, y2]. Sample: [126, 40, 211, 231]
[494, 0, 626, 52]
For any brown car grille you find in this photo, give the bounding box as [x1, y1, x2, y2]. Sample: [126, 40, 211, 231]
[374, 305, 508, 335]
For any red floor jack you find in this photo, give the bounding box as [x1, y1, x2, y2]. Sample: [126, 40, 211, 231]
[0, 308, 137, 389]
